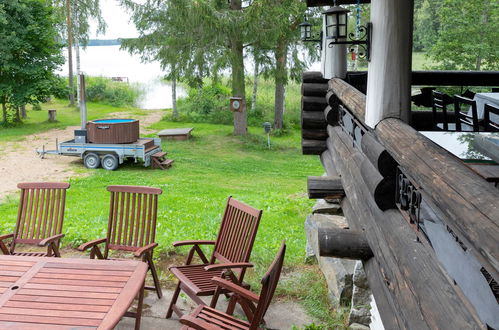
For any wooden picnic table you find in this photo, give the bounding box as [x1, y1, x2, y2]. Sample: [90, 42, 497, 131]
[0, 255, 147, 330]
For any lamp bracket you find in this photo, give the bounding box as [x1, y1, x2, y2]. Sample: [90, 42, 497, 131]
[328, 22, 372, 61]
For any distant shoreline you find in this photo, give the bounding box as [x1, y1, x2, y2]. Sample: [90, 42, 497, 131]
[87, 39, 121, 47]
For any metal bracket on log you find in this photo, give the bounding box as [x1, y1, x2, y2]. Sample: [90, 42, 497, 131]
[318, 227, 373, 260]
[307, 176, 345, 200]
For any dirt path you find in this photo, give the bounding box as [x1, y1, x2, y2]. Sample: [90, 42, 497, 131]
[0, 110, 164, 200]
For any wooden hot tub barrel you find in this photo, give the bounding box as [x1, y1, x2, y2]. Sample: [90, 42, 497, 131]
[87, 119, 139, 144]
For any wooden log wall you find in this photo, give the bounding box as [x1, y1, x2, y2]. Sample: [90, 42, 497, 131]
[299, 71, 498, 328]
[301, 72, 328, 155]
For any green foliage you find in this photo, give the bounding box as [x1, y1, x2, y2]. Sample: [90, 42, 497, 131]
[85, 76, 143, 107]
[0, 0, 64, 124]
[175, 79, 302, 129]
[427, 0, 498, 70]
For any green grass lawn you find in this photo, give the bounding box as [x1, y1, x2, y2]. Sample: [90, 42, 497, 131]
[0, 115, 323, 269]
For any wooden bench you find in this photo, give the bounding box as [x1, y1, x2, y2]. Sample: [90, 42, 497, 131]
[158, 128, 194, 141]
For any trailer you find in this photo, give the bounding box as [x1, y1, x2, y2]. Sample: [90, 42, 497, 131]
[37, 137, 172, 171]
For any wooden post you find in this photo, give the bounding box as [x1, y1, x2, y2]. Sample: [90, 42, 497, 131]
[318, 227, 373, 260]
[79, 74, 87, 129]
[48, 110, 57, 122]
[364, 0, 414, 127]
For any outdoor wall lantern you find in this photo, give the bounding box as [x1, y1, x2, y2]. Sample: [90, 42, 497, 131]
[324, 2, 372, 61]
[299, 17, 322, 50]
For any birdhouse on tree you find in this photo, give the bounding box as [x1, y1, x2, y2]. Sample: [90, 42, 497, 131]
[230, 97, 244, 112]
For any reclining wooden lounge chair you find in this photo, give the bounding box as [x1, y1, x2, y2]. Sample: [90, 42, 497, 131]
[166, 197, 263, 319]
[0, 182, 70, 257]
[179, 241, 286, 329]
[78, 185, 163, 298]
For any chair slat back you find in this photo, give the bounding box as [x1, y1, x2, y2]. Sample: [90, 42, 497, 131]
[212, 197, 262, 265]
[106, 186, 161, 252]
[250, 241, 286, 329]
[483, 104, 499, 132]
[13, 182, 69, 250]
[454, 95, 480, 132]
[432, 90, 450, 130]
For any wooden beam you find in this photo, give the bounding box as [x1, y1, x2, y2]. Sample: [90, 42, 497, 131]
[307, 176, 345, 199]
[329, 78, 366, 122]
[360, 131, 397, 178]
[302, 139, 327, 155]
[318, 227, 373, 260]
[302, 96, 328, 112]
[324, 106, 339, 126]
[302, 71, 328, 84]
[360, 158, 396, 211]
[376, 118, 499, 281]
[302, 83, 328, 97]
[301, 111, 327, 129]
[412, 71, 499, 86]
[302, 128, 328, 140]
[326, 125, 484, 328]
[306, 0, 370, 7]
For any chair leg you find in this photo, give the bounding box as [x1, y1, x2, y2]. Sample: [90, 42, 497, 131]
[166, 282, 181, 319]
[135, 281, 145, 330]
[146, 253, 162, 299]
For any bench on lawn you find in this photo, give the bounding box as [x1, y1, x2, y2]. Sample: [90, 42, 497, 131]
[158, 128, 194, 141]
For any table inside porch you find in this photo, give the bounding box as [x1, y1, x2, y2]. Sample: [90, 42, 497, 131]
[421, 131, 499, 183]
[0, 255, 147, 329]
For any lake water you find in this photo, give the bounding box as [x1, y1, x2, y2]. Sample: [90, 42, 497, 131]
[57, 45, 186, 109]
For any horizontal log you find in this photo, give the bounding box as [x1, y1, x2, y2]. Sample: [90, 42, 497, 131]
[329, 78, 366, 122]
[360, 158, 396, 211]
[302, 71, 328, 84]
[301, 111, 327, 129]
[307, 176, 345, 199]
[302, 128, 328, 140]
[324, 106, 339, 126]
[325, 91, 337, 108]
[320, 150, 339, 178]
[360, 131, 397, 178]
[302, 96, 328, 112]
[327, 126, 484, 328]
[302, 139, 327, 155]
[307, 0, 370, 6]
[302, 83, 328, 97]
[319, 227, 373, 260]
[412, 71, 499, 86]
[376, 118, 499, 281]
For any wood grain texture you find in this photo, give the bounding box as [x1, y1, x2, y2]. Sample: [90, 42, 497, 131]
[376, 118, 499, 281]
[318, 227, 373, 260]
[307, 176, 345, 199]
[328, 78, 366, 122]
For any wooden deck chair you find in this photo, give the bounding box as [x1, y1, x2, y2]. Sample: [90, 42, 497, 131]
[78, 185, 163, 298]
[166, 197, 263, 319]
[431, 90, 452, 131]
[482, 104, 499, 132]
[0, 182, 70, 257]
[454, 95, 480, 132]
[179, 241, 286, 330]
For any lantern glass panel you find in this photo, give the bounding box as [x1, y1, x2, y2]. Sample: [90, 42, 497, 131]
[339, 26, 346, 37]
[326, 14, 337, 26]
[339, 13, 347, 25]
[327, 26, 336, 38]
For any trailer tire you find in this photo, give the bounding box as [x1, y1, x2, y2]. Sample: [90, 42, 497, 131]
[84, 153, 101, 169]
[102, 154, 119, 171]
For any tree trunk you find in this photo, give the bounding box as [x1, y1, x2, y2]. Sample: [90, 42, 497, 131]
[2, 100, 7, 124]
[274, 39, 288, 130]
[229, 0, 247, 136]
[15, 107, 21, 122]
[251, 60, 259, 113]
[20, 104, 27, 119]
[172, 74, 178, 119]
[66, 0, 75, 107]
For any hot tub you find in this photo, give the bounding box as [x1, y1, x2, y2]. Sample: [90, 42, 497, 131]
[87, 119, 139, 144]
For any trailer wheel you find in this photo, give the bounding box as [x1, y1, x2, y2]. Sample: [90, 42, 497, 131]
[84, 153, 100, 169]
[102, 154, 119, 171]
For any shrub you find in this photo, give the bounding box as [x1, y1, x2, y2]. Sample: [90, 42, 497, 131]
[85, 76, 143, 107]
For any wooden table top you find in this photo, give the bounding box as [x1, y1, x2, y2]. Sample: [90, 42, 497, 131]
[0, 255, 147, 329]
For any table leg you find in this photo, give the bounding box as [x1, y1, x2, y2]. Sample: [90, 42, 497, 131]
[135, 281, 145, 330]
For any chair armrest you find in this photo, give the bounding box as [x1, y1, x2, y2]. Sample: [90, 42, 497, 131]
[78, 238, 107, 251]
[204, 262, 254, 272]
[134, 242, 158, 257]
[172, 240, 215, 247]
[0, 233, 14, 241]
[180, 315, 219, 330]
[211, 277, 260, 303]
[38, 234, 65, 246]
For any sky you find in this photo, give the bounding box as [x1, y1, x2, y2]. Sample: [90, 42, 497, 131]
[90, 0, 138, 39]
